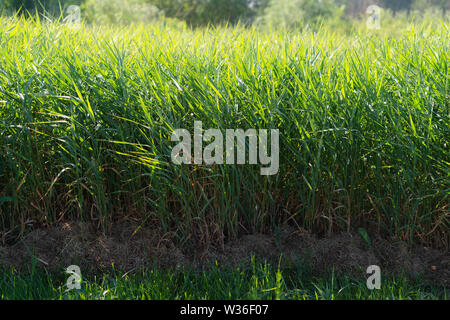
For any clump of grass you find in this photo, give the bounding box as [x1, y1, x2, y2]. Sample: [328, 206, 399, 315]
[0, 15, 448, 247]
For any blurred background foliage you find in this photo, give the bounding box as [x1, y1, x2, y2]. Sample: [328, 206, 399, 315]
[0, 0, 448, 28]
[82, 0, 161, 25]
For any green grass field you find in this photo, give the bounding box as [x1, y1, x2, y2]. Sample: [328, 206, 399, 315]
[1, 260, 447, 300]
[0, 15, 448, 300]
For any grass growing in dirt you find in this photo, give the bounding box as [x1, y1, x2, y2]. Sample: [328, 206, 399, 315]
[0, 259, 447, 300]
[0, 15, 448, 249]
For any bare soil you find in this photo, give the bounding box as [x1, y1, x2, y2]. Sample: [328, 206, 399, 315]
[1, 221, 448, 286]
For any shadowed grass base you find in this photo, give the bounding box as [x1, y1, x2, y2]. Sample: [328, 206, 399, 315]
[1, 259, 447, 300]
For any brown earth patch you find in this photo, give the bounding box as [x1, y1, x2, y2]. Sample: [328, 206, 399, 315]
[0, 221, 448, 286]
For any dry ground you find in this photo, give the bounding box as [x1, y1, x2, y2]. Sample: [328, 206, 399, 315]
[1, 221, 448, 286]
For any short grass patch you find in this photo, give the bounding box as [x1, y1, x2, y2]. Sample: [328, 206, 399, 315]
[0, 260, 447, 300]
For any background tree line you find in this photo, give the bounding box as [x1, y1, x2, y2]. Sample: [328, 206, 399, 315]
[0, 0, 448, 26]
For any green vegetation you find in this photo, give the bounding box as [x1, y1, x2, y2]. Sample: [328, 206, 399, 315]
[1, 0, 449, 27]
[0, 260, 447, 300]
[82, 0, 162, 25]
[0, 1, 448, 302]
[0, 16, 448, 248]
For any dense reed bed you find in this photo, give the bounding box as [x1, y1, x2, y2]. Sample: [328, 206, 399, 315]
[0, 16, 448, 247]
